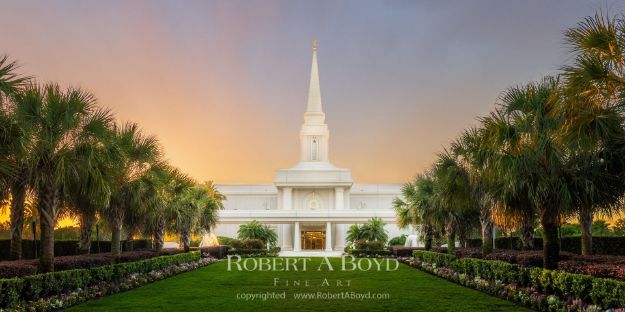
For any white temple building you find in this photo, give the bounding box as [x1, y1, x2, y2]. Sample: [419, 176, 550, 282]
[213, 41, 413, 252]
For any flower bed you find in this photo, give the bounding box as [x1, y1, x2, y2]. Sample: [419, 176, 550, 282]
[430, 248, 625, 281]
[0, 251, 215, 311]
[0, 249, 185, 279]
[404, 250, 625, 311]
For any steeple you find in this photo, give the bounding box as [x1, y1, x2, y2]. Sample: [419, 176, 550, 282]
[299, 40, 330, 163]
[304, 39, 325, 124]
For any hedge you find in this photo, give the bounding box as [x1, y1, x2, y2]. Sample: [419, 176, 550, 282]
[465, 236, 625, 255]
[390, 247, 424, 257]
[413, 250, 625, 309]
[346, 249, 392, 257]
[0, 251, 200, 309]
[0, 239, 153, 260]
[198, 246, 229, 259]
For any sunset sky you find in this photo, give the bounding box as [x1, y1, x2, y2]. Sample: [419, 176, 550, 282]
[1, 0, 622, 184]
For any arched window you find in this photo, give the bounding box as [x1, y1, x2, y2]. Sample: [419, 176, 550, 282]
[311, 137, 318, 160]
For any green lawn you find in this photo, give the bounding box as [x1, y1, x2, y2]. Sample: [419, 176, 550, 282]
[67, 257, 529, 312]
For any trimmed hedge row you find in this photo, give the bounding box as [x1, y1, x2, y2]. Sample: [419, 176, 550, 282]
[466, 236, 625, 255]
[390, 247, 425, 257]
[0, 252, 200, 309]
[0, 239, 153, 260]
[413, 250, 625, 309]
[346, 249, 392, 257]
[197, 246, 229, 259]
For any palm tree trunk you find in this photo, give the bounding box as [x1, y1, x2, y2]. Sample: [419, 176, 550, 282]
[541, 210, 560, 269]
[125, 231, 134, 251]
[434, 231, 443, 249]
[78, 213, 94, 254]
[110, 219, 122, 260]
[181, 230, 191, 252]
[9, 179, 26, 260]
[480, 208, 494, 257]
[37, 182, 59, 273]
[108, 204, 124, 259]
[154, 220, 165, 252]
[579, 207, 593, 255]
[424, 223, 433, 251]
[520, 221, 535, 250]
[458, 226, 467, 248]
[445, 221, 456, 256]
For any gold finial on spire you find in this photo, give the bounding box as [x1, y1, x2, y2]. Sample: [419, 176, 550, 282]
[312, 39, 317, 51]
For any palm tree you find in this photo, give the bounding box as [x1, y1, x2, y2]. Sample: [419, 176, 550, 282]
[167, 177, 221, 252]
[345, 224, 363, 246]
[562, 12, 625, 109]
[237, 220, 277, 247]
[561, 12, 625, 255]
[0, 55, 31, 101]
[66, 125, 121, 254]
[393, 181, 422, 234]
[12, 83, 112, 272]
[0, 55, 32, 260]
[359, 217, 388, 243]
[103, 122, 160, 259]
[393, 174, 436, 250]
[201, 181, 226, 210]
[430, 152, 476, 255]
[135, 163, 174, 252]
[480, 78, 569, 269]
[450, 128, 497, 255]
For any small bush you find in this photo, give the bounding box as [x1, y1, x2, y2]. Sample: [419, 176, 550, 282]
[230, 239, 244, 249]
[347, 249, 391, 257]
[413, 250, 455, 267]
[0, 263, 37, 279]
[242, 239, 265, 249]
[391, 247, 424, 257]
[354, 240, 384, 250]
[388, 235, 407, 246]
[217, 236, 234, 246]
[199, 246, 229, 259]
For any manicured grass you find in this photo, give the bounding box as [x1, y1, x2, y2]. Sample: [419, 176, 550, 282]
[67, 257, 529, 311]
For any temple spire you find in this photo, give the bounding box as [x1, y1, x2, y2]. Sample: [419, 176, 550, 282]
[305, 39, 324, 120]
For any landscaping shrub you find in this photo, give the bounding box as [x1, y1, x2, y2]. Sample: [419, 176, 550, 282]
[388, 235, 407, 246]
[0, 249, 185, 279]
[464, 236, 625, 255]
[390, 247, 424, 257]
[242, 239, 265, 249]
[347, 249, 392, 257]
[199, 246, 229, 259]
[454, 247, 482, 259]
[559, 261, 625, 281]
[411, 250, 625, 310]
[0, 252, 202, 309]
[0, 262, 37, 279]
[413, 250, 455, 267]
[230, 239, 244, 249]
[228, 249, 277, 257]
[0, 239, 154, 260]
[217, 236, 234, 246]
[353, 239, 384, 250]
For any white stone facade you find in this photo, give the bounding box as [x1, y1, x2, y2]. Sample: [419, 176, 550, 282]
[213, 41, 413, 251]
